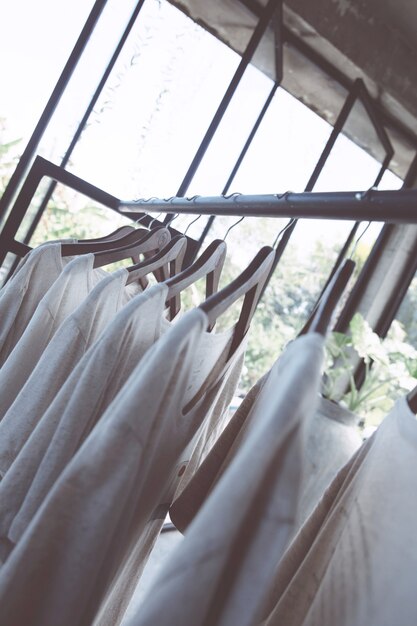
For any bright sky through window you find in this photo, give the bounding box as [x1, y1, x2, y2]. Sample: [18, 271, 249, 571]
[1, 0, 402, 265]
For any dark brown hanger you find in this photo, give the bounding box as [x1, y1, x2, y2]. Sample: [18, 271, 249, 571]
[164, 239, 227, 321]
[60, 226, 154, 259]
[91, 227, 171, 269]
[78, 225, 135, 245]
[199, 246, 276, 360]
[125, 236, 187, 296]
[307, 259, 356, 336]
[407, 382, 417, 413]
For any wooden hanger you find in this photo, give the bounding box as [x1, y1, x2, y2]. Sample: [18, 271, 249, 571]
[78, 225, 135, 244]
[164, 239, 227, 321]
[91, 227, 171, 269]
[60, 226, 151, 258]
[200, 246, 276, 359]
[407, 384, 417, 413]
[307, 259, 356, 336]
[126, 235, 187, 294]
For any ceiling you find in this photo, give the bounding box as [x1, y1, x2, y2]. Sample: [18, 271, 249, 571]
[168, 0, 417, 179]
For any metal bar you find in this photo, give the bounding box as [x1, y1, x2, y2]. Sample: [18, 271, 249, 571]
[193, 3, 283, 255]
[334, 224, 394, 332]
[0, 0, 109, 225]
[163, 0, 279, 228]
[9, 156, 417, 224]
[25, 0, 147, 247]
[6, 156, 417, 269]
[295, 78, 394, 318]
[334, 151, 417, 333]
[372, 151, 417, 338]
[267, 78, 362, 284]
[357, 79, 395, 167]
[120, 188, 417, 221]
[0, 156, 119, 267]
[195, 81, 280, 256]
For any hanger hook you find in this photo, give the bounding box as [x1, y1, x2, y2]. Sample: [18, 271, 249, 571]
[165, 213, 180, 228]
[272, 218, 296, 248]
[149, 212, 163, 228]
[133, 213, 148, 227]
[355, 186, 376, 202]
[223, 216, 245, 241]
[184, 214, 202, 236]
[132, 196, 159, 223]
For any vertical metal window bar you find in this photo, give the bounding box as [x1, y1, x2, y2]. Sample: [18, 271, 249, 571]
[163, 0, 280, 229]
[19, 0, 147, 250]
[308, 79, 394, 303]
[271, 79, 394, 284]
[194, 1, 283, 261]
[0, 0, 109, 225]
[335, 150, 417, 335]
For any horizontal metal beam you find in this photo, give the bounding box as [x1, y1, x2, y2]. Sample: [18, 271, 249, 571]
[119, 189, 417, 223]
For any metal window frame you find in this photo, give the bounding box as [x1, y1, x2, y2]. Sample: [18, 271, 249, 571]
[4, 155, 417, 225]
[1, 0, 417, 344]
[0, 0, 110, 225]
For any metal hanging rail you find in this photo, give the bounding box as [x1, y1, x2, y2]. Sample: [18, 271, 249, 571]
[0, 0, 109, 225]
[120, 189, 417, 222]
[2, 154, 417, 268]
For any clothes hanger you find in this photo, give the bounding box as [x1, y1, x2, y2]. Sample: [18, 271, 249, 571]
[163, 214, 250, 323]
[298, 215, 366, 338]
[91, 226, 171, 269]
[200, 246, 276, 360]
[77, 225, 135, 244]
[125, 235, 187, 292]
[406, 383, 417, 413]
[60, 225, 151, 257]
[164, 239, 228, 322]
[307, 258, 356, 337]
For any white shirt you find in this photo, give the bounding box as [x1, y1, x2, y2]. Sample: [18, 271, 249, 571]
[0, 283, 167, 557]
[0, 243, 72, 365]
[171, 387, 362, 536]
[124, 333, 325, 626]
[0, 253, 121, 422]
[263, 395, 417, 626]
[0, 308, 246, 626]
[0, 265, 142, 480]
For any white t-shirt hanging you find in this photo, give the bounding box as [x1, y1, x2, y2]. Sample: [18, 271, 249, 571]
[0, 283, 169, 558]
[0, 264, 144, 480]
[171, 390, 362, 534]
[94, 331, 245, 626]
[0, 308, 246, 626]
[0, 243, 74, 365]
[123, 333, 325, 626]
[262, 395, 417, 626]
[0, 253, 122, 422]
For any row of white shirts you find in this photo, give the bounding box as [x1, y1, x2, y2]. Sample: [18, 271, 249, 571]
[0, 241, 414, 625]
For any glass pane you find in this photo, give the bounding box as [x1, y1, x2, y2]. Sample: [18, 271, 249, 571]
[67, 0, 240, 198]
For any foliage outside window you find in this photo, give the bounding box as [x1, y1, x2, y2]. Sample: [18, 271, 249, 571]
[323, 313, 417, 432]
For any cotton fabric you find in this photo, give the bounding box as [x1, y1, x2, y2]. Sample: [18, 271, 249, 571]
[0, 283, 167, 558]
[0, 265, 142, 481]
[0, 243, 73, 365]
[94, 332, 244, 626]
[261, 395, 417, 626]
[124, 332, 325, 626]
[0, 308, 245, 626]
[171, 384, 362, 534]
[0, 253, 119, 422]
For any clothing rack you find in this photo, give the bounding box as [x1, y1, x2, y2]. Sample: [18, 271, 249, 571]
[1, 152, 417, 267]
[119, 189, 417, 222]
